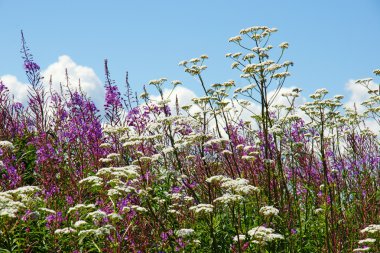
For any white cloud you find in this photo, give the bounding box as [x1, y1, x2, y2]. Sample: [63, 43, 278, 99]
[150, 85, 198, 112]
[1, 55, 105, 110]
[344, 79, 375, 113]
[0, 75, 29, 103]
[42, 55, 104, 108]
[344, 79, 380, 133]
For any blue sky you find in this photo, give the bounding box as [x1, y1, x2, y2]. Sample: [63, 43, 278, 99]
[1, 0, 379, 101]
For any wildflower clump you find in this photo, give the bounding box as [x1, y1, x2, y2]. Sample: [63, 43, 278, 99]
[0, 26, 378, 252]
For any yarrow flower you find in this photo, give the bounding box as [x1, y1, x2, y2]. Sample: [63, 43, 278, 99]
[248, 226, 284, 245]
[213, 193, 243, 204]
[353, 247, 371, 252]
[279, 42, 289, 49]
[55, 227, 76, 235]
[233, 234, 246, 242]
[74, 220, 88, 228]
[0, 141, 14, 150]
[358, 238, 376, 244]
[228, 35, 242, 42]
[189, 204, 214, 214]
[360, 224, 380, 234]
[259, 206, 279, 217]
[176, 228, 194, 237]
[86, 210, 107, 221]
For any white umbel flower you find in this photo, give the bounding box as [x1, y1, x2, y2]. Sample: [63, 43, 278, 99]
[189, 204, 214, 214]
[360, 224, 380, 234]
[358, 238, 376, 244]
[55, 227, 76, 235]
[233, 234, 246, 242]
[176, 228, 194, 237]
[259, 206, 279, 217]
[0, 141, 14, 149]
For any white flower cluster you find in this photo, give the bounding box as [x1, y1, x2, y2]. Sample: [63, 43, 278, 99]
[203, 138, 230, 147]
[358, 238, 376, 244]
[0, 141, 14, 150]
[207, 176, 259, 206]
[99, 143, 112, 148]
[233, 234, 246, 242]
[0, 195, 26, 218]
[206, 175, 226, 184]
[219, 177, 259, 195]
[149, 78, 167, 86]
[0, 186, 42, 219]
[86, 210, 107, 221]
[78, 225, 115, 239]
[79, 176, 103, 187]
[214, 193, 243, 204]
[176, 228, 194, 237]
[55, 227, 76, 235]
[360, 224, 380, 234]
[6, 186, 41, 196]
[248, 226, 284, 245]
[228, 35, 242, 43]
[353, 246, 371, 252]
[123, 205, 147, 213]
[259, 206, 279, 217]
[67, 204, 96, 215]
[189, 203, 214, 214]
[38, 207, 56, 214]
[74, 220, 88, 228]
[96, 165, 140, 179]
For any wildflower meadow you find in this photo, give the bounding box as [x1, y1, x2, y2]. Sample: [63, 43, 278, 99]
[0, 26, 379, 252]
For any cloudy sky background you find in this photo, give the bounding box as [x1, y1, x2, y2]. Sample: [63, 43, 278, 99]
[1, 0, 380, 126]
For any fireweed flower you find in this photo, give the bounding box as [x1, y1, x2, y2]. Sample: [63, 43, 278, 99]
[23, 61, 40, 72]
[220, 178, 259, 195]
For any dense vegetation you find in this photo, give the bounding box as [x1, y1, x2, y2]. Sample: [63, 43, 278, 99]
[0, 26, 379, 252]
